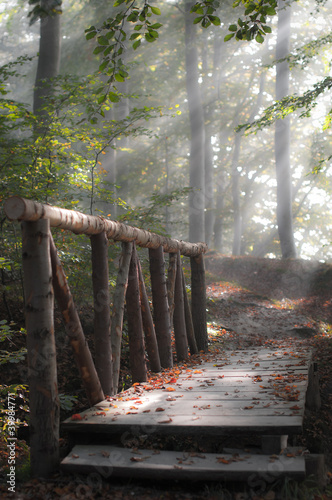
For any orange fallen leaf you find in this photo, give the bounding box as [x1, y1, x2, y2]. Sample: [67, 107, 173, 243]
[165, 387, 175, 392]
[71, 414, 83, 421]
[158, 418, 173, 424]
[96, 411, 106, 416]
[217, 457, 230, 464]
[290, 405, 301, 410]
[155, 407, 165, 412]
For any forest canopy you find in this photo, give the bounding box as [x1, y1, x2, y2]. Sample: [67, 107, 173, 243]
[0, 0, 332, 261]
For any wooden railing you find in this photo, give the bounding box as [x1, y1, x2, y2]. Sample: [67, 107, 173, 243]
[4, 196, 208, 477]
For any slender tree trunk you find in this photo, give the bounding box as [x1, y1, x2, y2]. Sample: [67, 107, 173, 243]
[181, 267, 198, 355]
[167, 252, 177, 324]
[231, 133, 242, 255]
[275, 0, 297, 258]
[33, 0, 61, 122]
[22, 219, 59, 478]
[185, 0, 205, 243]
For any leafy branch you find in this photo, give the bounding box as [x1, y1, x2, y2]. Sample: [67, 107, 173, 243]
[224, 0, 277, 43]
[237, 76, 332, 132]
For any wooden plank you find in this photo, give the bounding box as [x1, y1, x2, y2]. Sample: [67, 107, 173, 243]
[61, 444, 306, 481]
[63, 412, 303, 435]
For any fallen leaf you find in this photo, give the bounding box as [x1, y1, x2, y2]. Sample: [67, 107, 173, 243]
[101, 451, 110, 457]
[155, 407, 165, 412]
[158, 418, 173, 424]
[71, 414, 83, 421]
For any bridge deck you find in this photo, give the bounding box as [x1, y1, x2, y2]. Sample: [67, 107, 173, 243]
[61, 345, 312, 480]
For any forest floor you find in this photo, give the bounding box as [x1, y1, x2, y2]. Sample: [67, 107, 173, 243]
[1, 255, 332, 499]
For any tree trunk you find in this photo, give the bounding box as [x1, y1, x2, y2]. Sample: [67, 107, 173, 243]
[33, 0, 61, 122]
[149, 246, 173, 368]
[126, 244, 147, 383]
[137, 251, 161, 373]
[111, 241, 132, 393]
[185, 0, 205, 243]
[190, 253, 208, 352]
[49, 234, 104, 406]
[173, 251, 189, 361]
[91, 231, 113, 396]
[275, 0, 297, 258]
[21, 219, 59, 478]
[231, 132, 242, 256]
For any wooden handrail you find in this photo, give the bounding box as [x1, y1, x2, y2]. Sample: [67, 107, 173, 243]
[4, 196, 208, 257]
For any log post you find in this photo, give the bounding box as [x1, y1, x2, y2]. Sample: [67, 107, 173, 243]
[137, 251, 161, 373]
[167, 252, 177, 324]
[90, 232, 113, 396]
[173, 251, 189, 361]
[111, 241, 133, 393]
[126, 244, 147, 383]
[49, 234, 104, 406]
[181, 267, 198, 355]
[21, 220, 59, 478]
[190, 253, 208, 352]
[149, 246, 173, 368]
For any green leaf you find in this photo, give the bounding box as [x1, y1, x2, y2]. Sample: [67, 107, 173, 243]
[262, 25, 272, 33]
[133, 39, 141, 50]
[93, 46, 106, 55]
[265, 7, 276, 16]
[255, 33, 264, 43]
[224, 33, 235, 42]
[209, 16, 221, 26]
[113, 0, 125, 6]
[109, 91, 121, 102]
[115, 73, 125, 82]
[229, 24, 237, 32]
[99, 60, 109, 72]
[150, 22, 163, 29]
[150, 6, 161, 15]
[193, 16, 204, 24]
[97, 36, 109, 46]
[130, 33, 141, 40]
[86, 31, 97, 40]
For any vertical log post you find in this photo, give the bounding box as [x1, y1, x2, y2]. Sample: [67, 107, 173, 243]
[190, 253, 208, 352]
[137, 251, 161, 373]
[50, 234, 104, 406]
[149, 246, 173, 368]
[91, 232, 113, 396]
[181, 267, 198, 355]
[167, 252, 177, 325]
[111, 241, 133, 393]
[126, 243, 147, 383]
[22, 220, 59, 478]
[173, 251, 189, 361]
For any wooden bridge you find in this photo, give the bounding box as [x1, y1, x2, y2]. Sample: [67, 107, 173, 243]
[4, 196, 319, 485]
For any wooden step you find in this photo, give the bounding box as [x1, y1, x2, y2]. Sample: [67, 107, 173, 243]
[61, 444, 306, 482]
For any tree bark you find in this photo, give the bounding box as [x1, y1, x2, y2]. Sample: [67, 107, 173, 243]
[190, 253, 208, 352]
[21, 219, 59, 478]
[275, 0, 297, 258]
[167, 252, 177, 324]
[185, 0, 205, 243]
[126, 244, 147, 383]
[90, 231, 113, 396]
[4, 197, 208, 257]
[137, 251, 161, 373]
[173, 251, 189, 362]
[149, 246, 173, 368]
[111, 241, 132, 393]
[181, 267, 198, 355]
[49, 233, 104, 406]
[33, 0, 61, 122]
[231, 132, 242, 256]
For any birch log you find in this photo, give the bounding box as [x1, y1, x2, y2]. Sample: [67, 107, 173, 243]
[21, 220, 59, 478]
[166, 252, 177, 325]
[91, 232, 113, 396]
[4, 196, 207, 256]
[149, 246, 173, 368]
[137, 250, 161, 373]
[173, 251, 189, 361]
[181, 268, 198, 355]
[111, 242, 133, 393]
[126, 244, 147, 383]
[49, 234, 104, 406]
[190, 253, 208, 352]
